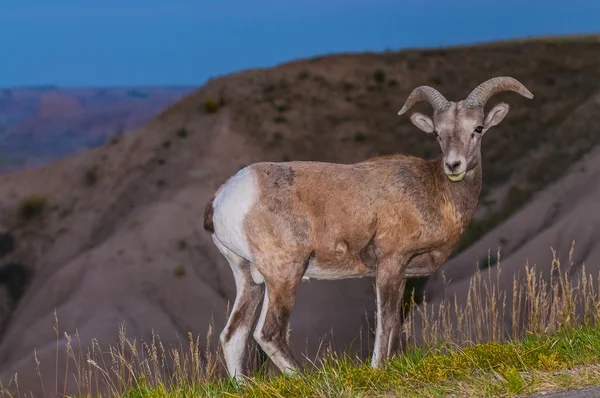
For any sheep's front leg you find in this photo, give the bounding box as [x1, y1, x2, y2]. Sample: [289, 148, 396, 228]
[371, 256, 407, 368]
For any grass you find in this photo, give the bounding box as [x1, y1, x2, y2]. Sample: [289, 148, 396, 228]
[2, 243, 600, 397]
[202, 328, 600, 397]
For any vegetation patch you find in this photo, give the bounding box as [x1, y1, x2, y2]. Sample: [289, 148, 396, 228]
[176, 127, 189, 138]
[84, 164, 100, 186]
[173, 265, 186, 277]
[352, 131, 367, 142]
[37, 325, 600, 398]
[203, 99, 220, 113]
[372, 69, 386, 83]
[297, 70, 310, 80]
[18, 194, 46, 221]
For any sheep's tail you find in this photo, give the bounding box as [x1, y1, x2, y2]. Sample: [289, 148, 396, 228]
[203, 195, 215, 233]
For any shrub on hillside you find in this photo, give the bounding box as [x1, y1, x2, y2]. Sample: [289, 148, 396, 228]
[373, 69, 386, 83]
[18, 194, 46, 221]
[84, 164, 99, 186]
[203, 99, 220, 113]
[176, 128, 189, 138]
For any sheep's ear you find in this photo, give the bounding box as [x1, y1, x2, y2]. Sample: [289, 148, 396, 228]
[410, 112, 435, 133]
[484, 103, 510, 130]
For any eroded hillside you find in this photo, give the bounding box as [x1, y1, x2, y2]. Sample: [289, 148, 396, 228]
[1, 35, 600, 395]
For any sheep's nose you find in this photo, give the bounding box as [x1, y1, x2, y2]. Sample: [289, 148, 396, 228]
[446, 160, 462, 173]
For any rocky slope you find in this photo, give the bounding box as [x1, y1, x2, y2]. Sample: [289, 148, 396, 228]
[1, 35, 600, 395]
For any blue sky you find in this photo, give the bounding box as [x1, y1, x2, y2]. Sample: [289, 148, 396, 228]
[0, 0, 599, 87]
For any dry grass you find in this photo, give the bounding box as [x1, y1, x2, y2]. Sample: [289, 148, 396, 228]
[1, 243, 600, 397]
[403, 243, 593, 348]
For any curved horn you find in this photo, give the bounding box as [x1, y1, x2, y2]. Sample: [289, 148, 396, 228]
[465, 76, 533, 108]
[397, 86, 450, 115]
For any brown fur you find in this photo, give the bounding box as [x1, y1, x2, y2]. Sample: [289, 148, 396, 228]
[358, 234, 380, 270]
[203, 195, 215, 233]
[245, 154, 480, 278]
[375, 255, 408, 358]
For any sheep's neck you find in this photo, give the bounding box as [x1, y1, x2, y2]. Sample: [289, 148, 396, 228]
[432, 154, 482, 228]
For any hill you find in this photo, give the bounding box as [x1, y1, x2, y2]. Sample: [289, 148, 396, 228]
[1, 35, 600, 395]
[0, 86, 195, 171]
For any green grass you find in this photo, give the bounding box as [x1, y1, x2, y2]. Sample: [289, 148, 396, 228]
[118, 327, 600, 397]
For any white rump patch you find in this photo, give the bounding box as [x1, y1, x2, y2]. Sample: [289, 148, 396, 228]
[212, 234, 253, 379]
[212, 166, 258, 262]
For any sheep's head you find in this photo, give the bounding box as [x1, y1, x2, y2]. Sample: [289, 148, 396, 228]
[398, 77, 533, 182]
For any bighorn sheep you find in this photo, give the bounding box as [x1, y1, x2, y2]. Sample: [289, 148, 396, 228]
[204, 76, 533, 378]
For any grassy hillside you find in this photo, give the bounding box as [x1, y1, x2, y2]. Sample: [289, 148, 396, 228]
[4, 249, 600, 398]
[141, 327, 600, 397]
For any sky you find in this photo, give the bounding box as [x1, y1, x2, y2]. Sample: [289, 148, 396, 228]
[0, 0, 599, 87]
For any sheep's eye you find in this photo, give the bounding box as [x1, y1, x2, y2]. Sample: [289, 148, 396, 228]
[474, 126, 483, 133]
[433, 130, 439, 138]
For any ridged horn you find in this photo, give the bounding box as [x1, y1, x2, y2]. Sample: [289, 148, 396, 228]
[465, 76, 533, 108]
[397, 86, 450, 115]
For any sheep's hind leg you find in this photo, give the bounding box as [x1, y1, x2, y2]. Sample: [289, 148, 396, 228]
[213, 237, 265, 380]
[253, 262, 304, 375]
[371, 255, 408, 368]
